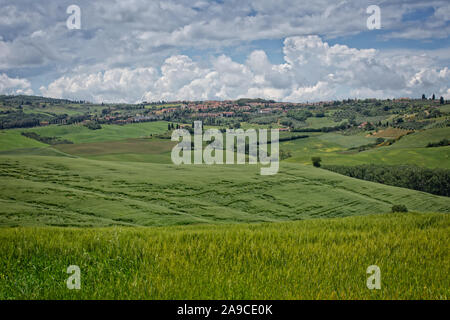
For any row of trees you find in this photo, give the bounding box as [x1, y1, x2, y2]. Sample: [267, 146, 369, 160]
[422, 94, 446, 104]
[323, 164, 450, 197]
[426, 138, 449, 148]
[21, 132, 73, 145]
[0, 117, 41, 129]
[292, 122, 351, 133]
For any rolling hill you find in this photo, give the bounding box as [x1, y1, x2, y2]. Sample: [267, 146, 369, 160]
[0, 154, 448, 227]
[0, 97, 449, 300]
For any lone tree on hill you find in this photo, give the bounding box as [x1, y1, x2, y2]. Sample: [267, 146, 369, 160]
[311, 157, 322, 168]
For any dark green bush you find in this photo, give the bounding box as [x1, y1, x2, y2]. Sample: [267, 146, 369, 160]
[392, 205, 408, 213]
[85, 122, 102, 130]
[311, 157, 322, 168]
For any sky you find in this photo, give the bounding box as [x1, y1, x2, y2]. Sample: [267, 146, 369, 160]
[0, 0, 449, 103]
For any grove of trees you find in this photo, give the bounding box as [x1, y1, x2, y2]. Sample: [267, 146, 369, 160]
[323, 164, 450, 197]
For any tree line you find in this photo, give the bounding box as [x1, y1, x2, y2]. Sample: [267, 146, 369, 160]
[426, 139, 449, 148]
[323, 164, 450, 197]
[21, 132, 73, 145]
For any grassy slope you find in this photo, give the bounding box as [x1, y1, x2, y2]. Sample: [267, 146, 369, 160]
[305, 117, 342, 128]
[284, 128, 450, 168]
[22, 121, 169, 144]
[0, 130, 47, 151]
[389, 127, 449, 148]
[19, 103, 105, 116]
[5, 122, 448, 169]
[33, 125, 449, 169]
[0, 119, 449, 300]
[53, 138, 176, 164]
[0, 213, 448, 299]
[55, 138, 175, 156]
[0, 155, 448, 227]
[45, 127, 449, 169]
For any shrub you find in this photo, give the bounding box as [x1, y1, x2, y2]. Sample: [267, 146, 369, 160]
[280, 149, 292, 160]
[375, 137, 385, 144]
[311, 157, 322, 168]
[392, 205, 408, 213]
[85, 122, 102, 130]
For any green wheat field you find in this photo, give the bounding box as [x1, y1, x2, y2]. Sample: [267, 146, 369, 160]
[1, 213, 448, 299]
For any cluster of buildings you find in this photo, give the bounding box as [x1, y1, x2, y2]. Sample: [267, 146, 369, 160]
[42, 99, 334, 127]
[150, 101, 290, 118]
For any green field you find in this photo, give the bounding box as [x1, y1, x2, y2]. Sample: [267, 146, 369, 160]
[0, 122, 449, 228]
[0, 102, 449, 300]
[22, 103, 106, 116]
[0, 213, 448, 299]
[283, 130, 450, 169]
[1, 155, 449, 228]
[0, 130, 46, 151]
[389, 127, 449, 148]
[304, 117, 342, 129]
[22, 121, 169, 144]
[55, 138, 175, 156]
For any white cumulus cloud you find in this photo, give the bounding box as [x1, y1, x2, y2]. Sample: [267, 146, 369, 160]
[40, 36, 450, 102]
[40, 67, 159, 103]
[0, 73, 33, 95]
